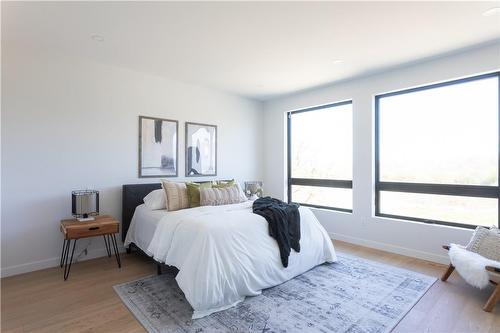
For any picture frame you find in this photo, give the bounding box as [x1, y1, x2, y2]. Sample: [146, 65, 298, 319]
[185, 122, 217, 177]
[138, 116, 178, 178]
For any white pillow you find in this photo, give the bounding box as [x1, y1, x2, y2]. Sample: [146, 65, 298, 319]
[235, 182, 249, 202]
[143, 189, 167, 210]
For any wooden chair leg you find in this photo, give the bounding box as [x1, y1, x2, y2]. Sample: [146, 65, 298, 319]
[483, 283, 500, 312]
[441, 264, 455, 281]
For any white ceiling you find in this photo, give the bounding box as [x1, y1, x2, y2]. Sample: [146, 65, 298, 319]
[3, 1, 500, 101]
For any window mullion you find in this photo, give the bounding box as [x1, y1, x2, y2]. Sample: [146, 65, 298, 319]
[376, 182, 499, 199]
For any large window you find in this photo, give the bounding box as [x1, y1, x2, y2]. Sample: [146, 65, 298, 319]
[375, 72, 499, 228]
[287, 101, 353, 212]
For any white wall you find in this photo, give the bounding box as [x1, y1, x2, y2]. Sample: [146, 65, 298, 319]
[263, 42, 500, 264]
[1, 50, 263, 277]
[3, 40, 499, 278]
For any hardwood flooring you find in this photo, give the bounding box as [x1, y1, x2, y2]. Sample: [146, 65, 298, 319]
[2, 240, 499, 332]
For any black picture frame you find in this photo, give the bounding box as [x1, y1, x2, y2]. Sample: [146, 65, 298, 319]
[138, 115, 179, 178]
[185, 122, 217, 177]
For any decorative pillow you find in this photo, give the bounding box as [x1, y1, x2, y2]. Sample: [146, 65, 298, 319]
[213, 179, 236, 188]
[186, 182, 212, 208]
[143, 189, 167, 210]
[161, 180, 189, 211]
[466, 226, 500, 262]
[200, 185, 245, 206]
[234, 182, 249, 202]
[213, 179, 247, 202]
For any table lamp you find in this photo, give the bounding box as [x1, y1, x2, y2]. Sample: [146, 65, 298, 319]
[72, 190, 99, 221]
[244, 181, 263, 200]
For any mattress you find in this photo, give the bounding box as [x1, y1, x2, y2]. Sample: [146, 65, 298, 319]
[124, 204, 168, 253]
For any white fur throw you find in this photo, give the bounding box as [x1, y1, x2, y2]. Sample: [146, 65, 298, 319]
[449, 244, 500, 289]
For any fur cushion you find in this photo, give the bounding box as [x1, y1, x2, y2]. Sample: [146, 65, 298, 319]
[449, 244, 500, 289]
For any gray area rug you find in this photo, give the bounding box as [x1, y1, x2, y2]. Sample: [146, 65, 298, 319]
[114, 254, 436, 333]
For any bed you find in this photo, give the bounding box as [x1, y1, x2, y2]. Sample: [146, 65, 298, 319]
[122, 183, 337, 319]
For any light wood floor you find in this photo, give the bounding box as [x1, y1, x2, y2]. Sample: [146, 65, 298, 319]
[2, 240, 499, 333]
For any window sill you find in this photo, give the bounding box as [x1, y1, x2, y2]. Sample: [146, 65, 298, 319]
[374, 213, 478, 230]
[298, 203, 352, 214]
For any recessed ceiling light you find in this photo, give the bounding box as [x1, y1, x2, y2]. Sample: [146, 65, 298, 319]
[91, 34, 104, 42]
[482, 7, 500, 16]
[333, 59, 344, 64]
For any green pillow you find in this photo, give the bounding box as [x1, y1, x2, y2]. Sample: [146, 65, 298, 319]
[186, 182, 212, 208]
[212, 179, 235, 189]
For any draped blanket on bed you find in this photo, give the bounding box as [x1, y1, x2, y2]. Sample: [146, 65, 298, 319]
[253, 197, 301, 267]
[143, 200, 336, 319]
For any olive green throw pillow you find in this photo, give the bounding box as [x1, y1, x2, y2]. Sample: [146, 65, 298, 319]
[212, 179, 235, 188]
[186, 182, 212, 208]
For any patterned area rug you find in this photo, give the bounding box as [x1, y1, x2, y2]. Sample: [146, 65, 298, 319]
[114, 254, 436, 333]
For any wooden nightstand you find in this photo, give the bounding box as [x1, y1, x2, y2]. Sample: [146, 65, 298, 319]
[60, 215, 121, 280]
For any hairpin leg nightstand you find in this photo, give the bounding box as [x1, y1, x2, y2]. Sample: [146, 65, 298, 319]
[60, 215, 121, 280]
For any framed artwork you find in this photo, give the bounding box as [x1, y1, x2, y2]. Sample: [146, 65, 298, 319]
[138, 116, 178, 178]
[185, 122, 217, 177]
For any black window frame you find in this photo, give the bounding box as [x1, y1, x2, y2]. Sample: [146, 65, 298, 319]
[374, 72, 500, 229]
[287, 100, 353, 213]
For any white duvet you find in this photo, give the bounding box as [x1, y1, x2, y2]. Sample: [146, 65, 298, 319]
[143, 201, 336, 319]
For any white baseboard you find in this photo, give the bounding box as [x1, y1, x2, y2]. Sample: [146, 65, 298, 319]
[330, 232, 449, 265]
[1, 246, 126, 278]
[2, 234, 449, 277]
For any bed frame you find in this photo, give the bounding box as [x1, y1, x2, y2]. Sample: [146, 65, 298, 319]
[122, 183, 162, 244]
[122, 183, 166, 273]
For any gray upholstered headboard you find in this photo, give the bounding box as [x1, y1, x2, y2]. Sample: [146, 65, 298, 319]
[122, 183, 161, 242]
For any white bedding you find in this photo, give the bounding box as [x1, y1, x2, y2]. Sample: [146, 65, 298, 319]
[136, 200, 336, 319]
[124, 204, 168, 253]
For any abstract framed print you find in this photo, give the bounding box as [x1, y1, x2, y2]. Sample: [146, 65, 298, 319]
[139, 116, 178, 178]
[185, 122, 217, 177]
